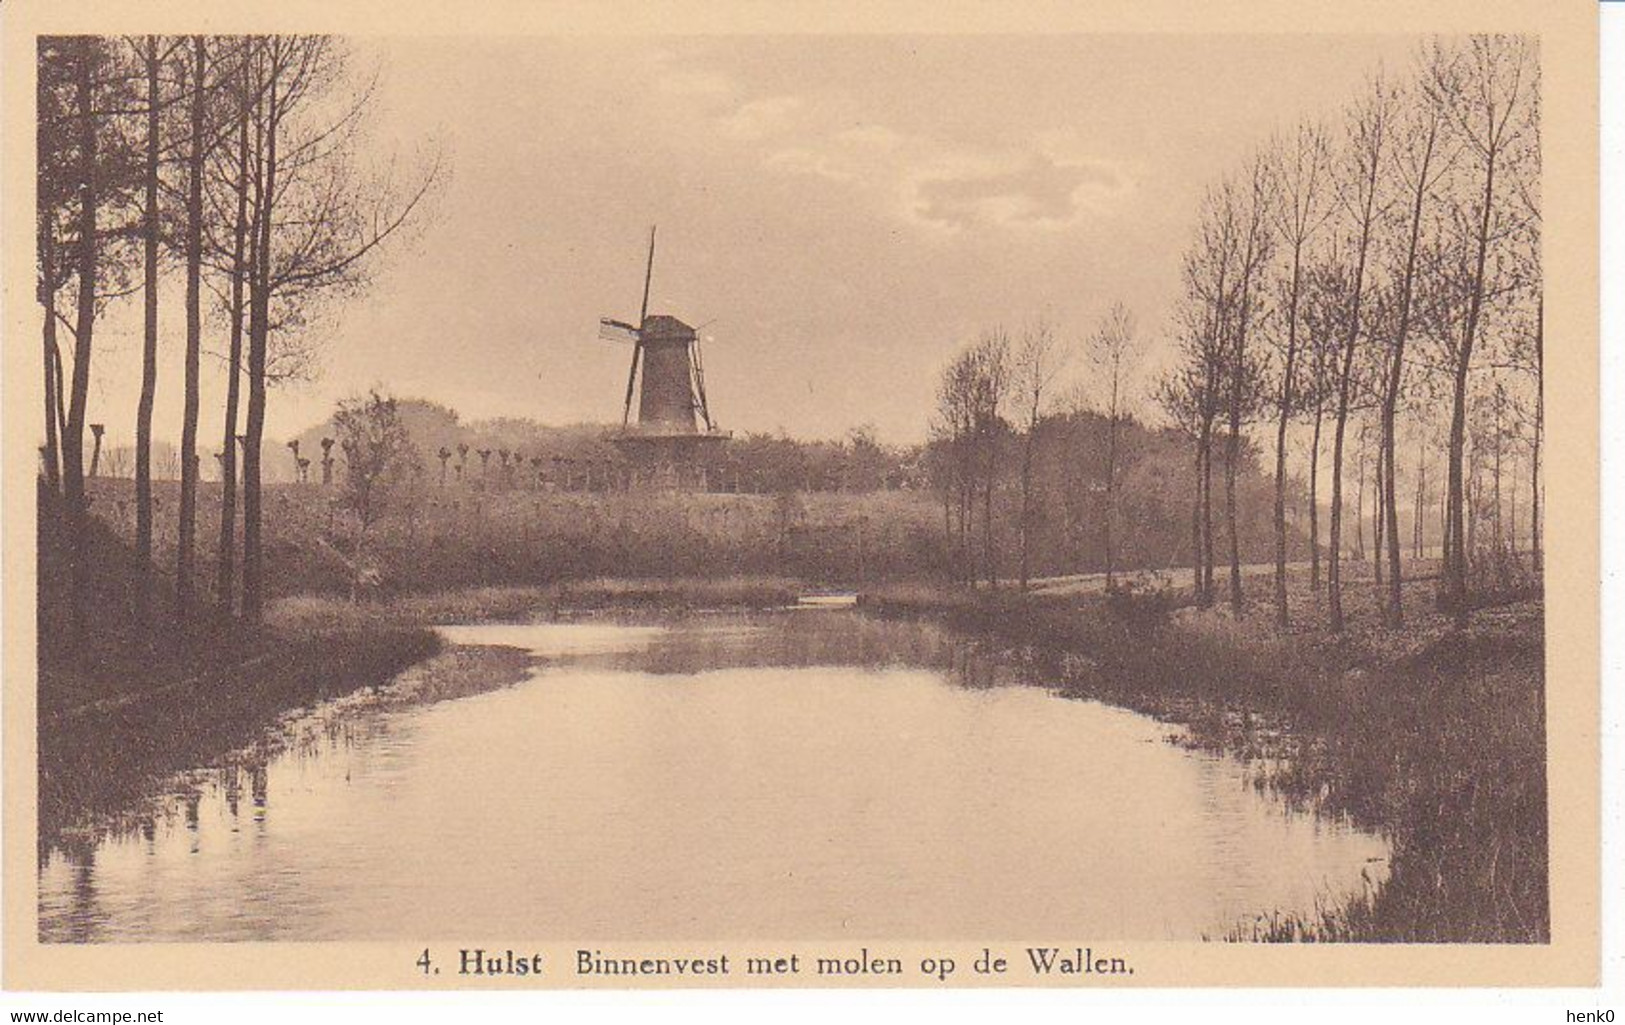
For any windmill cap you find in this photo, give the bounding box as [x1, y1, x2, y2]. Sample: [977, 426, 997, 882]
[641, 314, 697, 340]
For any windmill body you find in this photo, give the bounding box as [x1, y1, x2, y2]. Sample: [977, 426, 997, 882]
[600, 228, 729, 477]
[633, 315, 703, 434]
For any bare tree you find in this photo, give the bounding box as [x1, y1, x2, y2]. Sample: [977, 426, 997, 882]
[1265, 121, 1332, 626]
[331, 390, 418, 600]
[43, 37, 141, 635]
[1014, 318, 1065, 591]
[1156, 347, 1212, 597]
[1299, 258, 1348, 594]
[970, 330, 1011, 588]
[238, 35, 443, 622]
[1376, 53, 1454, 625]
[1180, 187, 1243, 605]
[932, 331, 1011, 587]
[934, 347, 979, 584]
[215, 41, 256, 619]
[1427, 35, 1538, 625]
[1087, 302, 1138, 592]
[1327, 73, 1395, 632]
[1222, 155, 1275, 614]
[132, 36, 177, 622]
[175, 35, 214, 625]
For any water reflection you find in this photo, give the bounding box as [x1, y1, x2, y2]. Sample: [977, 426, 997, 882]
[39, 611, 1387, 942]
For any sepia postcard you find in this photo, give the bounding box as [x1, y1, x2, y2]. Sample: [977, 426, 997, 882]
[0, 0, 1602, 992]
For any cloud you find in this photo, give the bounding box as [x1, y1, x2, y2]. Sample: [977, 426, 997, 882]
[636, 50, 1131, 235]
[763, 146, 860, 183]
[657, 68, 734, 99]
[910, 154, 1125, 231]
[721, 95, 802, 140]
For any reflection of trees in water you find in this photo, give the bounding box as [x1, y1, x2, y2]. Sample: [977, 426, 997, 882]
[43, 689, 394, 875]
[628, 611, 956, 675]
[46, 833, 104, 945]
[614, 610, 1022, 692]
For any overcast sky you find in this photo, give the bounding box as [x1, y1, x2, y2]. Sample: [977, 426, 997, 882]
[83, 33, 1424, 449]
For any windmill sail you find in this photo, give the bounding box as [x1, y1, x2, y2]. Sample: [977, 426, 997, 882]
[690, 335, 714, 431]
[621, 226, 658, 427]
[598, 318, 640, 344]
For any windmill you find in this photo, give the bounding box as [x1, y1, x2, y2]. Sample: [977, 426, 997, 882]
[599, 227, 728, 473]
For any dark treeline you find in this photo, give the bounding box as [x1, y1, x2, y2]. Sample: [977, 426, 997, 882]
[929, 321, 1296, 591]
[289, 394, 1293, 586]
[274, 398, 921, 494]
[36, 34, 441, 651]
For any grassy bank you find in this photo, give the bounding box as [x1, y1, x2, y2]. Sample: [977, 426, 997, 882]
[867, 567, 1548, 943]
[38, 612, 441, 845]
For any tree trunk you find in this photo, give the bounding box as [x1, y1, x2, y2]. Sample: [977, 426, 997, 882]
[1309, 400, 1323, 593]
[1353, 434, 1366, 561]
[982, 452, 996, 589]
[1373, 439, 1385, 588]
[217, 61, 252, 621]
[1413, 446, 1426, 560]
[63, 45, 99, 639]
[1382, 130, 1434, 626]
[1224, 419, 1241, 612]
[1445, 144, 1499, 626]
[1493, 403, 1504, 553]
[136, 39, 160, 622]
[1191, 439, 1204, 598]
[243, 69, 277, 625]
[176, 36, 207, 626]
[1018, 428, 1035, 591]
[1199, 418, 1215, 606]
[1273, 248, 1303, 626]
[1329, 234, 1377, 631]
[1104, 389, 1119, 592]
[1532, 297, 1543, 571]
[40, 215, 62, 491]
